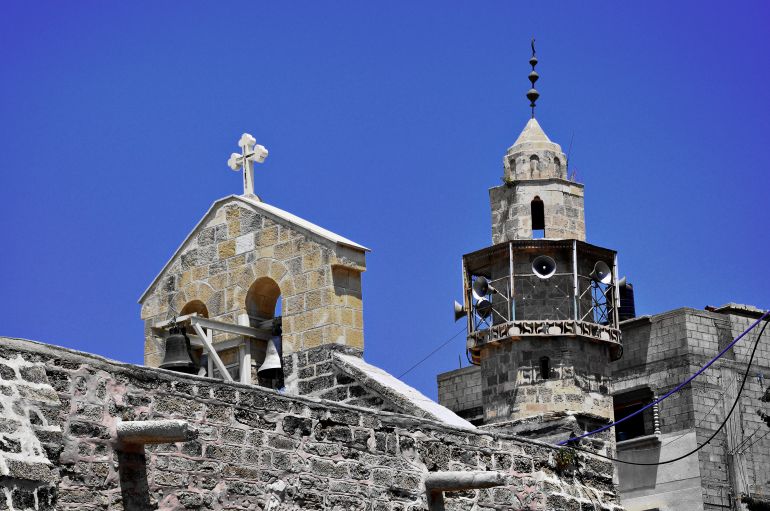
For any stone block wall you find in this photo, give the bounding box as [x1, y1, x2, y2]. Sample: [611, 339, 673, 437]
[282, 345, 389, 409]
[0, 336, 622, 511]
[437, 366, 483, 425]
[139, 196, 366, 369]
[490, 180, 585, 243]
[480, 338, 613, 424]
[504, 149, 566, 182]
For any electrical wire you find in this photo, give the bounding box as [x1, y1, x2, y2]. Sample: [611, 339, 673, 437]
[559, 316, 768, 466]
[732, 422, 761, 454]
[742, 429, 770, 454]
[398, 327, 467, 379]
[667, 376, 736, 447]
[558, 310, 770, 446]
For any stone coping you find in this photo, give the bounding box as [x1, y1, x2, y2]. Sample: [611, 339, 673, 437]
[490, 177, 584, 190]
[435, 365, 480, 381]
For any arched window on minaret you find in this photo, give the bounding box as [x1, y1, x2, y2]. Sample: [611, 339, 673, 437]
[529, 155, 540, 178]
[554, 157, 562, 177]
[531, 196, 545, 238]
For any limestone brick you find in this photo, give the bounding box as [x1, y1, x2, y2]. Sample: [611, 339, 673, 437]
[256, 225, 279, 246]
[305, 289, 326, 310]
[217, 240, 236, 259]
[345, 328, 364, 350]
[303, 328, 324, 349]
[235, 233, 254, 255]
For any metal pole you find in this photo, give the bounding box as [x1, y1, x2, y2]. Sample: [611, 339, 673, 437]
[509, 242, 515, 321]
[572, 240, 579, 321]
[191, 323, 233, 382]
[612, 253, 620, 328]
[240, 341, 251, 385]
[463, 259, 472, 334]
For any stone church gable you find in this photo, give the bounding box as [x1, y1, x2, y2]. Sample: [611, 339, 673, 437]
[139, 195, 368, 369]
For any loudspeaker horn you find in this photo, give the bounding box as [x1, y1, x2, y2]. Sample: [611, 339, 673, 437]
[590, 261, 612, 284]
[471, 276, 498, 300]
[475, 297, 493, 318]
[258, 338, 283, 380]
[453, 300, 467, 322]
[617, 276, 627, 288]
[532, 255, 557, 279]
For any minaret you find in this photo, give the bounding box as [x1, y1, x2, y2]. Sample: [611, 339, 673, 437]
[491, 42, 585, 243]
[458, 43, 621, 445]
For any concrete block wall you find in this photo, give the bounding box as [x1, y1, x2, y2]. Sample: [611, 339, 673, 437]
[612, 307, 770, 511]
[0, 337, 622, 511]
[437, 366, 483, 424]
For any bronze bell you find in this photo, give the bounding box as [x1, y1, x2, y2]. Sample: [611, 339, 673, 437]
[160, 326, 197, 374]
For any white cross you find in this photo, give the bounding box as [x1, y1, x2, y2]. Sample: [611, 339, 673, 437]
[227, 133, 268, 197]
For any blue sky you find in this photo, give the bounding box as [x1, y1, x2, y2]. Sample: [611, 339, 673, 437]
[1, 1, 768, 399]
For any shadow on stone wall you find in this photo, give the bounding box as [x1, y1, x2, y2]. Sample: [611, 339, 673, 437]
[117, 447, 153, 511]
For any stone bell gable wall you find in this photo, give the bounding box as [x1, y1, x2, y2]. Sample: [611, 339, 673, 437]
[0, 337, 622, 511]
[139, 196, 366, 369]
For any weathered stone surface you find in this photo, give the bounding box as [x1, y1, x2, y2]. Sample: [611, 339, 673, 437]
[139, 195, 368, 391]
[492, 118, 585, 242]
[0, 336, 620, 511]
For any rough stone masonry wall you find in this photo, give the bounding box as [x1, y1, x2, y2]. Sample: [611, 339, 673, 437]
[139, 197, 366, 371]
[282, 345, 399, 412]
[0, 337, 622, 511]
[0, 354, 60, 510]
[481, 338, 614, 424]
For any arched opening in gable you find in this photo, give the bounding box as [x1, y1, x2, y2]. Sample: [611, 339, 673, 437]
[246, 277, 283, 388]
[246, 277, 282, 325]
[180, 300, 209, 318]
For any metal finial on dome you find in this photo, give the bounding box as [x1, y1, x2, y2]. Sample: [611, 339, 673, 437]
[526, 38, 540, 119]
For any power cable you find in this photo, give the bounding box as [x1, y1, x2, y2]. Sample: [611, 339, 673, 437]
[667, 376, 736, 447]
[558, 310, 770, 446]
[398, 327, 467, 379]
[559, 316, 768, 466]
[742, 429, 770, 454]
[732, 422, 760, 455]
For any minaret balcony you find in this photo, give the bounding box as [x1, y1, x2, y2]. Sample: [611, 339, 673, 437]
[461, 240, 623, 362]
